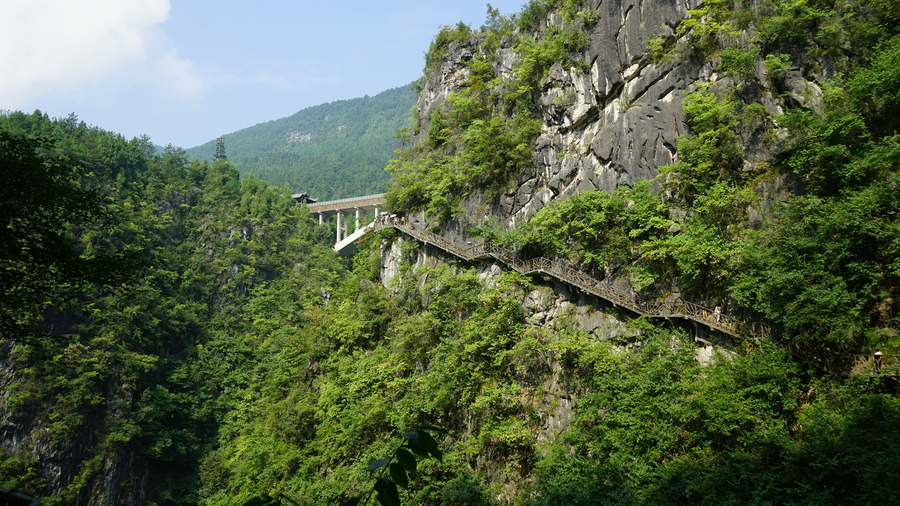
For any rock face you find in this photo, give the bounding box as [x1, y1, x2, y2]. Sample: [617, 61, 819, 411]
[377, 229, 739, 505]
[384, 0, 778, 449]
[415, 0, 706, 242]
[379, 237, 601, 449]
[0, 342, 149, 505]
[413, 0, 827, 247]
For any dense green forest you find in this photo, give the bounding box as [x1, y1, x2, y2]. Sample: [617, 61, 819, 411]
[185, 85, 416, 201]
[0, 110, 342, 504]
[3, 0, 900, 504]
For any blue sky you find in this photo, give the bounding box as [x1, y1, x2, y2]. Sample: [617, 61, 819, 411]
[1, 0, 525, 149]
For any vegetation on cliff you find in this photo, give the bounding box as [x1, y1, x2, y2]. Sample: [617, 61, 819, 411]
[0, 124, 141, 337]
[197, 242, 900, 505]
[445, 0, 900, 350]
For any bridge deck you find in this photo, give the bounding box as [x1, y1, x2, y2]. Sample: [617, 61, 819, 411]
[307, 194, 385, 214]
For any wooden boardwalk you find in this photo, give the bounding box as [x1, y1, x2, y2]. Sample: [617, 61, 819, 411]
[377, 221, 777, 340]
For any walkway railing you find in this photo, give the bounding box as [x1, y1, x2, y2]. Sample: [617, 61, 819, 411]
[375, 220, 778, 340]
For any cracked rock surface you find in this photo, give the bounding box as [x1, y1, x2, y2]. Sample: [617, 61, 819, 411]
[415, 0, 705, 243]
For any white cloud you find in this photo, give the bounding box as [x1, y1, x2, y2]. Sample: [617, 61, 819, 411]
[0, 0, 202, 107]
[156, 49, 204, 98]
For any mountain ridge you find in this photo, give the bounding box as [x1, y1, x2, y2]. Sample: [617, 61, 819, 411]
[185, 83, 416, 200]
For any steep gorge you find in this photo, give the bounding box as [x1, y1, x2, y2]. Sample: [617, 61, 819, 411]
[4, 0, 900, 504]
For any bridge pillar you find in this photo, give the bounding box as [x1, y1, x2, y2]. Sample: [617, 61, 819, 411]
[355, 208, 360, 231]
[318, 212, 323, 226]
[336, 212, 342, 242]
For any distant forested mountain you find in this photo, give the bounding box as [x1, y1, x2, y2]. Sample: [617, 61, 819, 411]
[185, 84, 416, 201]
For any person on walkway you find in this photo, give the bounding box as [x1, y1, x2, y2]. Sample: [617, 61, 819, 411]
[875, 348, 883, 372]
[714, 305, 722, 323]
[700, 299, 708, 319]
[633, 290, 640, 306]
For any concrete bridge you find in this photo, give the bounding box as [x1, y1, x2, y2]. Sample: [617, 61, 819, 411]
[295, 193, 386, 254]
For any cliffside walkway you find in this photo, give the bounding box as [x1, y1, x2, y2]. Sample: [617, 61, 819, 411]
[376, 220, 778, 340]
[850, 354, 900, 376]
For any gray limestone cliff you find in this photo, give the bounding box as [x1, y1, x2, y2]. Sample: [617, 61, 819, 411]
[374, 3, 819, 478]
[413, 0, 823, 244]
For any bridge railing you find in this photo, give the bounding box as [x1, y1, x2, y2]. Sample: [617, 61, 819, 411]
[308, 193, 385, 208]
[370, 220, 780, 339]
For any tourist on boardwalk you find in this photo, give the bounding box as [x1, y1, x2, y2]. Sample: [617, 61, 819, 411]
[700, 299, 708, 319]
[875, 348, 883, 372]
[633, 290, 640, 306]
[714, 305, 722, 323]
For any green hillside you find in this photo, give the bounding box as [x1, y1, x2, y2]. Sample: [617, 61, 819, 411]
[185, 84, 416, 201]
